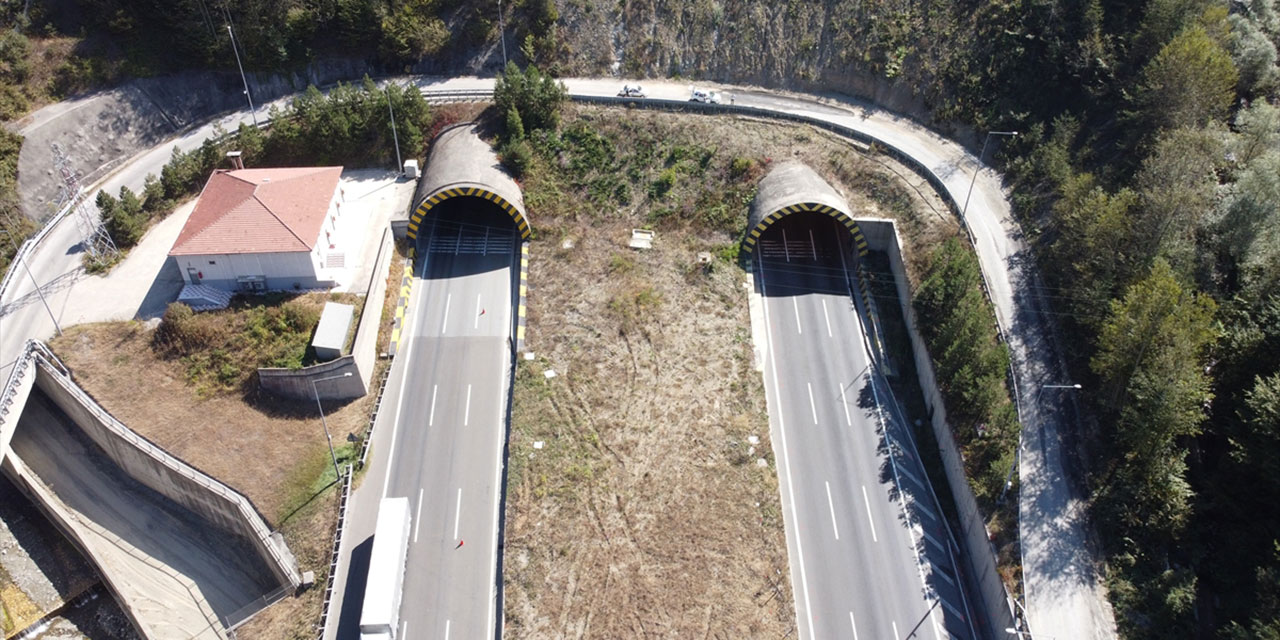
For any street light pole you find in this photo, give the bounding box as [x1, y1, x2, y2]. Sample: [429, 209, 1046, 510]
[960, 130, 1018, 225]
[498, 0, 508, 67]
[385, 84, 403, 174]
[311, 371, 353, 481]
[226, 24, 259, 128]
[1036, 383, 1082, 405]
[2, 229, 60, 336]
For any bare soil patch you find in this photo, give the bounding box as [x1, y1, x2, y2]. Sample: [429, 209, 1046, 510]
[501, 105, 952, 637]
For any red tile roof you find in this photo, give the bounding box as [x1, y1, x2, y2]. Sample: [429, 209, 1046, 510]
[169, 166, 343, 256]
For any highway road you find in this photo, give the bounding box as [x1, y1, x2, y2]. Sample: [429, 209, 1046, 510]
[332, 205, 516, 639]
[4, 73, 1115, 640]
[755, 214, 974, 640]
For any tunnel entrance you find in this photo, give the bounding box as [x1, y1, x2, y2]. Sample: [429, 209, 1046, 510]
[754, 211, 862, 298]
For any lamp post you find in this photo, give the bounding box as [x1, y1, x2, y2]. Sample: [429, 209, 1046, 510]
[311, 371, 353, 481]
[960, 130, 1018, 225]
[1, 229, 61, 336]
[385, 83, 403, 174]
[498, 0, 508, 66]
[226, 24, 259, 128]
[997, 383, 1081, 505]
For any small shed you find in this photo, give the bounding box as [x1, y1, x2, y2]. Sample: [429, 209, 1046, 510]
[312, 302, 355, 361]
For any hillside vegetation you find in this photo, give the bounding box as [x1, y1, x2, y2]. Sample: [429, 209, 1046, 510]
[1, 0, 1279, 637]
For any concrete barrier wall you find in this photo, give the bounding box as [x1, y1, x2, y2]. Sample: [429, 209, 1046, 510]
[31, 357, 301, 592]
[257, 227, 393, 401]
[859, 218, 1016, 639]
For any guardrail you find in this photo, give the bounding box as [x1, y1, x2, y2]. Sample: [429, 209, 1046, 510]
[316, 462, 354, 638]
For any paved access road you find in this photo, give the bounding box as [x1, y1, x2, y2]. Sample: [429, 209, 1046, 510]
[332, 208, 517, 639]
[755, 215, 974, 640]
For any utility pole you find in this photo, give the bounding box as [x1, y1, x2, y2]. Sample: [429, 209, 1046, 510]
[960, 130, 1018, 226]
[498, 0, 508, 66]
[1, 229, 61, 336]
[227, 24, 258, 128]
[386, 84, 403, 174]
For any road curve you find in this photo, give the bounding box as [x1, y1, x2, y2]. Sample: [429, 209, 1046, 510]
[1, 73, 1115, 640]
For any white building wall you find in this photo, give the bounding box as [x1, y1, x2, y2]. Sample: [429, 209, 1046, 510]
[174, 251, 328, 291]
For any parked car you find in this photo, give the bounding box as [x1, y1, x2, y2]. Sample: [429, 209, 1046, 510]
[618, 84, 646, 98]
[689, 88, 722, 104]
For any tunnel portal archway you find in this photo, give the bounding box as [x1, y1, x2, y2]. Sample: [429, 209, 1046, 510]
[408, 123, 531, 243]
[744, 162, 867, 258]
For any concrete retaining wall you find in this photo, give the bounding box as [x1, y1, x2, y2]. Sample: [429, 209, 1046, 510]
[257, 226, 393, 401]
[31, 357, 301, 593]
[858, 218, 1015, 639]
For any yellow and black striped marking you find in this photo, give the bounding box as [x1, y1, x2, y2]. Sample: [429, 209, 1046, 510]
[516, 242, 529, 351]
[388, 246, 415, 356]
[742, 202, 869, 256]
[407, 186, 531, 241]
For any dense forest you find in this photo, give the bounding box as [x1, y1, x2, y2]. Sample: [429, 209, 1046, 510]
[1, 0, 1279, 637]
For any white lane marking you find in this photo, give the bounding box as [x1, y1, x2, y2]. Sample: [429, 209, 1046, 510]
[825, 481, 840, 540]
[483, 227, 489, 256]
[809, 229, 818, 260]
[442, 293, 452, 333]
[822, 299, 832, 337]
[850, 612, 860, 640]
[444, 619, 451, 640]
[839, 384, 852, 426]
[862, 485, 879, 543]
[486, 321, 508, 636]
[414, 488, 423, 543]
[807, 383, 818, 425]
[401, 620, 408, 639]
[474, 294, 482, 328]
[892, 621, 899, 640]
[793, 297, 802, 334]
[453, 488, 462, 540]
[783, 228, 791, 262]
[428, 384, 439, 426]
[758, 260, 816, 638]
[464, 384, 472, 426]
[834, 218, 856, 297]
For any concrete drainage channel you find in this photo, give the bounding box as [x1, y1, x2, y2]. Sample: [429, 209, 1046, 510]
[0, 341, 301, 639]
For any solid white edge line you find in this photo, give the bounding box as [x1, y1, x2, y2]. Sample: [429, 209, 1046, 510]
[759, 260, 816, 639]
[442, 292, 451, 334]
[488, 250, 515, 640]
[453, 487, 462, 540]
[862, 485, 879, 543]
[825, 481, 840, 540]
[475, 294, 482, 328]
[850, 611, 860, 640]
[414, 488, 423, 543]
[807, 382, 818, 425]
[892, 620, 899, 640]
[428, 384, 438, 427]
[793, 297, 802, 334]
[839, 384, 852, 426]
[464, 384, 472, 426]
[822, 299, 832, 337]
[402, 620, 408, 639]
[809, 229, 818, 261]
[444, 619, 450, 640]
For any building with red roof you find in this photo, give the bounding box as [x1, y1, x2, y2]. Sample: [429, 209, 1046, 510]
[169, 166, 346, 292]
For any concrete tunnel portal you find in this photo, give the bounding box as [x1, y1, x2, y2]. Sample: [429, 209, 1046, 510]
[408, 122, 531, 245]
[744, 161, 869, 259]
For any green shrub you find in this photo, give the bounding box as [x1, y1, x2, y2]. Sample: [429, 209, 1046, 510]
[155, 302, 227, 356]
[500, 139, 535, 178]
[649, 168, 677, 199]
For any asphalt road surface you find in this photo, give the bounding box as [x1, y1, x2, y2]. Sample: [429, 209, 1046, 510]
[756, 213, 974, 640]
[333, 204, 516, 639]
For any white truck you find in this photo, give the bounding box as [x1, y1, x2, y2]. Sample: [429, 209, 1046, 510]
[360, 497, 412, 640]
